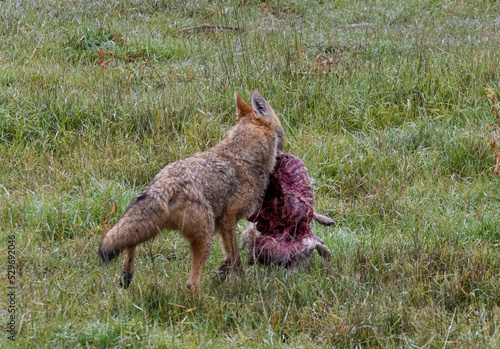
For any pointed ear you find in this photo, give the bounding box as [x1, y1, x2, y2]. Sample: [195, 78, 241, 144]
[251, 89, 273, 118]
[235, 91, 253, 120]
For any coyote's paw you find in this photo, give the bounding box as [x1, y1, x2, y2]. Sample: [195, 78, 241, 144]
[212, 269, 228, 283]
[213, 257, 243, 284]
[119, 272, 133, 289]
[213, 261, 230, 282]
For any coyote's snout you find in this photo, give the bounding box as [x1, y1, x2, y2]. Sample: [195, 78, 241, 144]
[98, 90, 284, 291]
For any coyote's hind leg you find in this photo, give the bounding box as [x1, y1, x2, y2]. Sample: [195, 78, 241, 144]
[119, 247, 135, 289]
[186, 233, 213, 292]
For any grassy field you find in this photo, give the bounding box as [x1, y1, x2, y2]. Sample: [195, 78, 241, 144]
[1, 0, 500, 347]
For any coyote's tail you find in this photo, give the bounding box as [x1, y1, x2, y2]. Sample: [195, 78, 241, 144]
[98, 191, 169, 264]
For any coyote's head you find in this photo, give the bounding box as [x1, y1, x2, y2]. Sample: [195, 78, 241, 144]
[234, 90, 284, 164]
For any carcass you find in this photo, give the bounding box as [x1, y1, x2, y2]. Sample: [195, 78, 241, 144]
[244, 153, 334, 276]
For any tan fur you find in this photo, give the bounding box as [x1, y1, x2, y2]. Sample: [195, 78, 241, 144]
[98, 90, 284, 292]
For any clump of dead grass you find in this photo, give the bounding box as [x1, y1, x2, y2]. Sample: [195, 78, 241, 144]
[485, 88, 500, 175]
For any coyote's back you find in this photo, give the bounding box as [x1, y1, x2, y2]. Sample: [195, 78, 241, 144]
[98, 90, 284, 291]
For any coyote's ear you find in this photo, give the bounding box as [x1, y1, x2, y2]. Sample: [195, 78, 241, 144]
[251, 90, 273, 119]
[235, 91, 253, 120]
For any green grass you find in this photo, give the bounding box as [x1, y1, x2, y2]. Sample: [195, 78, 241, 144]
[1, 0, 500, 347]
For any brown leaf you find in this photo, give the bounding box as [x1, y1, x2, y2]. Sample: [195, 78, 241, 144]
[100, 58, 114, 68]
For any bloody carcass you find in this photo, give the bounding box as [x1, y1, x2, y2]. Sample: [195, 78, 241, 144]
[244, 153, 333, 275]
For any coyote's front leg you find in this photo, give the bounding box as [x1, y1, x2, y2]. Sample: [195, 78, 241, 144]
[215, 215, 243, 281]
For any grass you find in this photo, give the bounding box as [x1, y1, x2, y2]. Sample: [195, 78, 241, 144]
[1, 0, 500, 347]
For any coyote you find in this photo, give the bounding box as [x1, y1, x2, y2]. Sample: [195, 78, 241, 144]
[98, 90, 284, 291]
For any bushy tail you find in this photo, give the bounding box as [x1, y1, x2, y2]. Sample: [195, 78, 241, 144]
[98, 191, 169, 264]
